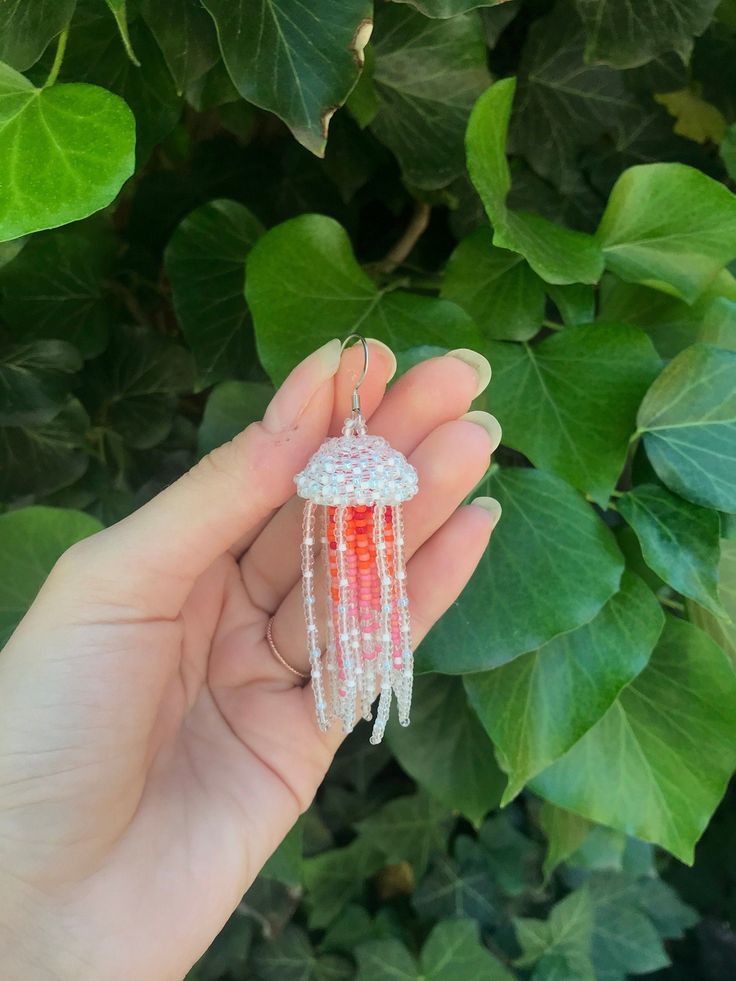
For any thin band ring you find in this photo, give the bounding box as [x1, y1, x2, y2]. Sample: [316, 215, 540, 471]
[266, 615, 311, 682]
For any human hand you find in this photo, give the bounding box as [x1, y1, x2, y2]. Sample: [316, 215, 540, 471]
[0, 340, 501, 980]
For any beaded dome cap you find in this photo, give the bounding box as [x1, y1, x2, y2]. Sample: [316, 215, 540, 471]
[295, 422, 418, 508]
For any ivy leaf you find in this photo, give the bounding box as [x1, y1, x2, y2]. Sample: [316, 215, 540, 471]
[538, 803, 593, 880]
[532, 617, 736, 864]
[514, 887, 596, 981]
[587, 874, 670, 977]
[619, 484, 725, 617]
[0, 227, 116, 358]
[477, 813, 543, 897]
[389, 0, 504, 16]
[82, 325, 194, 450]
[511, 4, 635, 194]
[575, 0, 720, 69]
[441, 228, 545, 341]
[165, 199, 264, 388]
[722, 123, 736, 180]
[0, 63, 135, 242]
[246, 214, 482, 385]
[485, 324, 661, 504]
[303, 837, 386, 929]
[62, 3, 182, 164]
[0, 506, 103, 645]
[655, 87, 727, 144]
[355, 919, 514, 981]
[546, 283, 595, 327]
[466, 77, 604, 284]
[261, 817, 304, 887]
[139, 0, 218, 94]
[197, 381, 273, 457]
[0, 0, 76, 71]
[355, 792, 452, 878]
[103, 0, 140, 66]
[0, 339, 81, 427]
[386, 674, 505, 827]
[202, 0, 372, 156]
[466, 571, 662, 801]
[0, 398, 89, 503]
[369, 5, 490, 189]
[250, 924, 353, 981]
[596, 163, 736, 303]
[637, 344, 736, 512]
[412, 838, 502, 926]
[689, 538, 736, 667]
[420, 467, 624, 672]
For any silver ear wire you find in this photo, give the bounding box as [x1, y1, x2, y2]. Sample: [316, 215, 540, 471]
[340, 333, 369, 414]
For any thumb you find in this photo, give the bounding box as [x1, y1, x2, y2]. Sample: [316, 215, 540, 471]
[54, 340, 342, 618]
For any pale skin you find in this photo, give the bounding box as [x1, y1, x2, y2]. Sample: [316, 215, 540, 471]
[0, 339, 501, 981]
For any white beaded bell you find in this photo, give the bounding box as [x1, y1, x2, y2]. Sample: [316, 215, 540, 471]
[294, 335, 418, 744]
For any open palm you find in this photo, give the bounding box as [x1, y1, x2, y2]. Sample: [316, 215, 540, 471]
[0, 340, 500, 981]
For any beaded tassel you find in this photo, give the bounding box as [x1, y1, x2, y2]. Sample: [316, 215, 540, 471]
[294, 409, 418, 743]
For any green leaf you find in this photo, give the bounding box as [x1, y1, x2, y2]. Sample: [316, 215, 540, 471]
[466, 77, 604, 284]
[0, 397, 89, 503]
[390, 0, 504, 16]
[619, 483, 726, 617]
[477, 813, 543, 896]
[250, 924, 353, 981]
[82, 325, 194, 450]
[587, 874, 670, 977]
[140, 0, 219, 93]
[441, 228, 545, 341]
[62, 4, 182, 164]
[165, 199, 264, 388]
[103, 0, 140, 66]
[355, 792, 452, 878]
[532, 617, 736, 863]
[356, 919, 514, 981]
[0, 339, 81, 426]
[596, 163, 736, 303]
[637, 344, 736, 512]
[202, 0, 372, 156]
[386, 674, 505, 827]
[412, 838, 502, 926]
[303, 837, 386, 929]
[538, 803, 593, 880]
[197, 381, 273, 457]
[0, 227, 116, 357]
[511, 5, 635, 194]
[420, 467, 624, 672]
[0, 506, 102, 645]
[466, 572, 663, 800]
[246, 214, 482, 386]
[514, 887, 596, 981]
[485, 324, 661, 504]
[369, 5, 490, 189]
[0, 63, 135, 242]
[261, 817, 303, 886]
[0, 0, 76, 71]
[575, 0, 720, 69]
[546, 283, 595, 327]
[722, 123, 736, 179]
[689, 538, 736, 666]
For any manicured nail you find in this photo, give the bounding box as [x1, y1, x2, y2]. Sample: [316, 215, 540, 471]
[445, 349, 492, 397]
[263, 339, 341, 433]
[366, 337, 397, 381]
[470, 496, 502, 528]
[460, 411, 502, 452]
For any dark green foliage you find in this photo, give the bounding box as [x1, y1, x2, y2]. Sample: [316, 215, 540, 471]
[1, 1, 736, 977]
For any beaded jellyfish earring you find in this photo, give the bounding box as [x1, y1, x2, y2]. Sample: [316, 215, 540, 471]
[294, 335, 418, 744]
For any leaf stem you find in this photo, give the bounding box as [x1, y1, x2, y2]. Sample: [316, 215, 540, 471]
[44, 29, 68, 87]
[377, 200, 431, 274]
[542, 319, 563, 331]
[660, 595, 686, 614]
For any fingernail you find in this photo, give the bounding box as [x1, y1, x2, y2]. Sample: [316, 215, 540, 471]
[366, 337, 397, 381]
[263, 339, 341, 433]
[470, 496, 502, 528]
[445, 349, 492, 397]
[460, 411, 502, 452]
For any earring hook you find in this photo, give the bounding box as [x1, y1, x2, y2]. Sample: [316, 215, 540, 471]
[340, 333, 369, 414]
